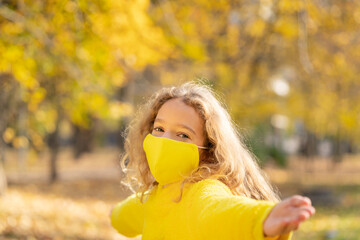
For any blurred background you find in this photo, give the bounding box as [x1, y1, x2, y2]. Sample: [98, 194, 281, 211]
[0, 0, 359, 239]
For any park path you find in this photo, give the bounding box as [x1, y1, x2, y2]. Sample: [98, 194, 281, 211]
[4, 147, 123, 184]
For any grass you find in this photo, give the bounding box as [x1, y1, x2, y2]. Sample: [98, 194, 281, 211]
[292, 185, 360, 240]
[265, 155, 360, 240]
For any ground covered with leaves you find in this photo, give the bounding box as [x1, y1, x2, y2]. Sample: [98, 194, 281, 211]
[0, 180, 136, 240]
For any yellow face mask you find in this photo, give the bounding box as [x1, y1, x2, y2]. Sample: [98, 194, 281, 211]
[143, 134, 207, 185]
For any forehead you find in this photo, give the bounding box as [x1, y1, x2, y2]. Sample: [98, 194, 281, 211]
[156, 98, 204, 131]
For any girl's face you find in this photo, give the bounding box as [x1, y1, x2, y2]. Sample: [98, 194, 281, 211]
[152, 98, 206, 148]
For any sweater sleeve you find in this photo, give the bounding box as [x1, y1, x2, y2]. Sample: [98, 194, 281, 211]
[185, 179, 292, 240]
[110, 193, 144, 237]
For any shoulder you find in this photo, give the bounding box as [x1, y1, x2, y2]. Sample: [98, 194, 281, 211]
[112, 193, 144, 212]
[186, 178, 233, 198]
[114, 190, 155, 209]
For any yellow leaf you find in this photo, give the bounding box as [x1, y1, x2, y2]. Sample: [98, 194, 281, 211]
[334, 53, 346, 68]
[35, 109, 58, 133]
[274, 17, 298, 39]
[279, 0, 305, 13]
[109, 101, 133, 120]
[182, 41, 206, 61]
[246, 19, 266, 37]
[13, 65, 38, 90]
[3, 128, 15, 144]
[13, 136, 29, 149]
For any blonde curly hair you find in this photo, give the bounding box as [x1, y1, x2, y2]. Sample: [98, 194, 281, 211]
[121, 82, 280, 202]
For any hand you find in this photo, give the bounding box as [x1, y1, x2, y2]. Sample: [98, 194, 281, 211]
[109, 206, 114, 217]
[263, 195, 316, 237]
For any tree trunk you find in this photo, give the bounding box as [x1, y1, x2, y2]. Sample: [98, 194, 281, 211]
[0, 73, 20, 194]
[332, 130, 343, 168]
[73, 123, 94, 159]
[0, 160, 7, 195]
[0, 137, 5, 163]
[301, 130, 317, 172]
[0, 138, 7, 195]
[48, 120, 60, 183]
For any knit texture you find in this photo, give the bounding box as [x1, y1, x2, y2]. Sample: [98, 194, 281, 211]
[111, 179, 292, 240]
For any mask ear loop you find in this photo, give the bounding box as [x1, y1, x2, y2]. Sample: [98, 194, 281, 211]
[197, 146, 209, 149]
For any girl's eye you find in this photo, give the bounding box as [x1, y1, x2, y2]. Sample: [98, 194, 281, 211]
[153, 127, 164, 132]
[178, 133, 189, 139]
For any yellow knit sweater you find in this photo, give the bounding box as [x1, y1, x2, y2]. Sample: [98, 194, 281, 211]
[111, 179, 292, 240]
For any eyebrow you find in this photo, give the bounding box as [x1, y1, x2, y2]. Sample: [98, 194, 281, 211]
[154, 118, 197, 136]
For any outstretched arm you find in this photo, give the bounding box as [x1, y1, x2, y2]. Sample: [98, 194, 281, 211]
[184, 179, 293, 240]
[263, 195, 316, 237]
[110, 194, 144, 237]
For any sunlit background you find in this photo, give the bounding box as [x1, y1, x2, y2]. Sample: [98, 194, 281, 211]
[0, 0, 359, 239]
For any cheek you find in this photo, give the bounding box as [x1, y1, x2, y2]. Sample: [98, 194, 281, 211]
[194, 136, 206, 148]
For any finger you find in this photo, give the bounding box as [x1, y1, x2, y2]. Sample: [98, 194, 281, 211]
[288, 210, 315, 232]
[288, 223, 299, 232]
[307, 206, 316, 216]
[280, 217, 299, 234]
[290, 195, 312, 207]
[109, 206, 114, 217]
[286, 206, 314, 224]
[276, 205, 315, 235]
[279, 217, 291, 233]
[297, 205, 316, 218]
[290, 223, 300, 232]
[288, 207, 316, 229]
[297, 209, 312, 222]
[286, 216, 304, 232]
[302, 196, 312, 206]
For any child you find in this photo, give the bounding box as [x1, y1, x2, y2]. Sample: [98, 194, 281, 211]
[110, 82, 315, 240]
